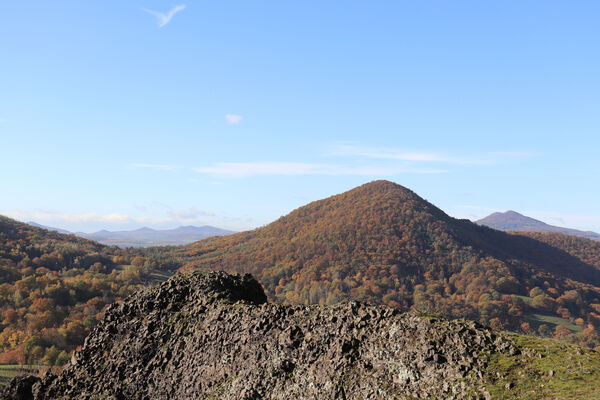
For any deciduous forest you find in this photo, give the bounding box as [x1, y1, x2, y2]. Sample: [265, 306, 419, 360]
[154, 181, 600, 350]
[0, 217, 170, 366]
[2, 181, 600, 367]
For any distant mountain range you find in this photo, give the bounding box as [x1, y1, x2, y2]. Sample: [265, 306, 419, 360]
[26, 222, 235, 247]
[476, 210, 600, 240]
[78, 226, 235, 247]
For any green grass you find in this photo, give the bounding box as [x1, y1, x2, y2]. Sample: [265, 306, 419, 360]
[514, 295, 533, 305]
[524, 313, 583, 333]
[0, 365, 46, 386]
[149, 270, 174, 283]
[484, 334, 600, 399]
[513, 295, 583, 333]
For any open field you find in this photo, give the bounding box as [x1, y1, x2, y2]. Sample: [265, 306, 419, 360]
[524, 313, 583, 333]
[0, 365, 45, 386]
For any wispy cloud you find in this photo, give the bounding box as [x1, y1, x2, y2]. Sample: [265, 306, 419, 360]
[330, 144, 537, 165]
[331, 145, 452, 162]
[6, 207, 216, 230]
[328, 144, 537, 165]
[133, 203, 214, 220]
[195, 161, 446, 178]
[8, 210, 135, 225]
[168, 207, 215, 220]
[524, 211, 600, 232]
[142, 4, 186, 28]
[131, 163, 177, 171]
[225, 114, 243, 125]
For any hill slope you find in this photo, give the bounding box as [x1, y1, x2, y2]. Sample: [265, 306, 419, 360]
[0, 216, 169, 366]
[155, 181, 600, 349]
[477, 211, 600, 240]
[6, 271, 600, 400]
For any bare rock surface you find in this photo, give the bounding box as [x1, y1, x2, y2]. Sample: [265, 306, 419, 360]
[3, 271, 516, 399]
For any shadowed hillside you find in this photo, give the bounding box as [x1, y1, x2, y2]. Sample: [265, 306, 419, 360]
[515, 232, 600, 270]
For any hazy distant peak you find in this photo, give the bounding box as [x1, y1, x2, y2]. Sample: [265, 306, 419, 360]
[175, 225, 203, 231]
[502, 210, 524, 217]
[78, 225, 235, 248]
[134, 227, 155, 232]
[477, 211, 600, 240]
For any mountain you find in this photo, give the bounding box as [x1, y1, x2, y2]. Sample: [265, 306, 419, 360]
[3, 180, 600, 372]
[155, 180, 600, 349]
[6, 271, 600, 399]
[78, 225, 235, 247]
[26, 221, 71, 235]
[477, 211, 600, 240]
[0, 215, 170, 366]
[24, 221, 235, 247]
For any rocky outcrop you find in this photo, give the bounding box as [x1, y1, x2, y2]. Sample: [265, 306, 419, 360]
[1, 375, 40, 400]
[3, 271, 517, 399]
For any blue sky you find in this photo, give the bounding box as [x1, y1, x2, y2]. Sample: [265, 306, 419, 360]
[1, 1, 599, 233]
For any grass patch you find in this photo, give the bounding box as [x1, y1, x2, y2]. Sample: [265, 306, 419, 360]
[524, 313, 583, 333]
[484, 334, 600, 399]
[149, 270, 174, 283]
[514, 295, 533, 306]
[0, 365, 46, 386]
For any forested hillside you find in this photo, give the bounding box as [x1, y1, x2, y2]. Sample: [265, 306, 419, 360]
[10, 270, 600, 400]
[3, 181, 600, 368]
[0, 217, 169, 366]
[153, 181, 600, 350]
[515, 231, 600, 270]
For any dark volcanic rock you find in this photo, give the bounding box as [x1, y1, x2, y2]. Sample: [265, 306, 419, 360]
[3, 271, 515, 399]
[1, 375, 40, 400]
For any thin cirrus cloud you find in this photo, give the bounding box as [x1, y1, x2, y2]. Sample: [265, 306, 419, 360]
[195, 162, 446, 178]
[6, 208, 216, 230]
[225, 114, 243, 125]
[142, 4, 186, 28]
[330, 144, 536, 165]
[168, 207, 215, 220]
[330, 145, 451, 162]
[7, 210, 134, 225]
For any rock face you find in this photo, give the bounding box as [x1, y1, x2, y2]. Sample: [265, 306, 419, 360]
[4, 271, 517, 399]
[1, 375, 40, 400]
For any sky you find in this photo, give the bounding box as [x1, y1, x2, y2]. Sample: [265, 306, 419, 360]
[1, 1, 599, 233]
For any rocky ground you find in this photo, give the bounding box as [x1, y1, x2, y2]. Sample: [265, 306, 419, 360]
[0, 271, 542, 400]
